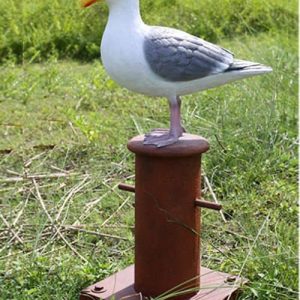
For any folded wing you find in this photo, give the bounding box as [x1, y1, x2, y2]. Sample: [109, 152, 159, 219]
[144, 26, 234, 82]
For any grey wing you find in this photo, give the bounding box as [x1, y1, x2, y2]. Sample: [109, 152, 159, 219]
[144, 27, 234, 82]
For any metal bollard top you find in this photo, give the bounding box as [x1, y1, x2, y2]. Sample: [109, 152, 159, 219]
[128, 133, 210, 157]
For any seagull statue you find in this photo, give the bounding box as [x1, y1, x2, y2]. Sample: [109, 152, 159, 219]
[82, 0, 272, 147]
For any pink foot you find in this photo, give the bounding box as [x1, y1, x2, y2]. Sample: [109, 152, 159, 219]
[144, 128, 181, 147]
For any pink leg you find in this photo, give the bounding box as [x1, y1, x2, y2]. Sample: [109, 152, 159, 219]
[170, 96, 184, 137]
[144, 96, 184, 147]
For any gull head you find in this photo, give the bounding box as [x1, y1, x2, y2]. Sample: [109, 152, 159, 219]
[81, 0, 141, 19]
[81, 0, 135, 7]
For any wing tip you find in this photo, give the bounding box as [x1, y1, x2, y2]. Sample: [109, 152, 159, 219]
[227, 60, 273, 74]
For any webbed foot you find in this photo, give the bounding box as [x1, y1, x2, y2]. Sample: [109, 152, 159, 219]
[143, 128, 181, 147]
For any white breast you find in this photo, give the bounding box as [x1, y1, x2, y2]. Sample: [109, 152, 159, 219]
[101, 21, 166, 96]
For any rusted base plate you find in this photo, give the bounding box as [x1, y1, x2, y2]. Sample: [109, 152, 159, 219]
[80, 265, 244, 300]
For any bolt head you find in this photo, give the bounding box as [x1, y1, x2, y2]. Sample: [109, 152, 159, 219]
[225, 275, 237, 284]
[92, 285, 105, 293]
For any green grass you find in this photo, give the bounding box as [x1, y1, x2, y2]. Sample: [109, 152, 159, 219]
[0, 30, 298, 299]
[0, 0, 298, 298]
[0, 0, 297, 63]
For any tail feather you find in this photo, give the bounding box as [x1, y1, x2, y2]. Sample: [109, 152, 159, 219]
[226, 59, 272, 74]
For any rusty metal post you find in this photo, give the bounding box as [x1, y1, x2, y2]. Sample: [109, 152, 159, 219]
[127, 134, 209, 299]
[80, 133, 245, 300]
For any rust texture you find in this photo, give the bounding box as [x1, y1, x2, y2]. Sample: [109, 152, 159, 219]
[118, 183, 136, 193]
[127, 134, 209, 300]
[195, 199, 222, 211]
[79, 265, 244, 300]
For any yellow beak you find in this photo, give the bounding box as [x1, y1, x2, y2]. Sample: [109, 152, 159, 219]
[81, 0, 99, 8]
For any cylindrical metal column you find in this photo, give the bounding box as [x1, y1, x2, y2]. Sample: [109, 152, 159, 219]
[128, 134, 209, 300]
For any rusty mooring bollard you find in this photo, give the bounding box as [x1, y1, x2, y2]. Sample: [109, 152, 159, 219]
[127, 134, 209, 299]
[80, 133, 244, 300]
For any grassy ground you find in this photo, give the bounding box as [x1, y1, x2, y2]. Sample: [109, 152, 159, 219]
[0, 0, 297, 63]
[0, 0, 298, 299]
[0, 30, 298, 299]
